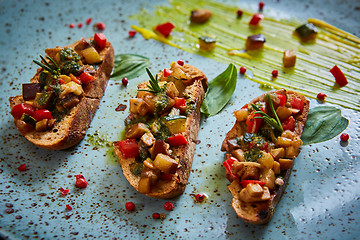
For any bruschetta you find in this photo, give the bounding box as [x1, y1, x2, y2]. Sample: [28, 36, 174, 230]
[114, 61, 207, 199]
[9, 33, 114, 150]
[221, 89, 309, 224]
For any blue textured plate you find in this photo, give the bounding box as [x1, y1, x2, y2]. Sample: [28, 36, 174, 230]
[1, 0, 359, 239]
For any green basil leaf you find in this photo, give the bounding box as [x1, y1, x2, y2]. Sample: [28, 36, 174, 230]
[301, 106, 349, 145]
[201, 63, 237, 117]
[111, 54, 150, 80]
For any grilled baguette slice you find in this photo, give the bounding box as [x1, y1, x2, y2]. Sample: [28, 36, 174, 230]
[9, 37, 114, 150]
[114, 63, 207, 199]
[221, 89, 309, 224]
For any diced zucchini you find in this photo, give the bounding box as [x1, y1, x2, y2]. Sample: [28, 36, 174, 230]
[153, 153, 178, 174]
[81, 46, 102, 64]
[294, 23, 318, 41]
[245, 34, 266, 51]
[199, 36, 216, 51]
[21, 113, 36, 127]
[165, 115, 186, 134]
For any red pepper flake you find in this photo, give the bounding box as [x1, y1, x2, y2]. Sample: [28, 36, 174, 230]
[152, 213, 160, 219]
[259, 1, 265, 11]
[128, 30, 137, 37]
[122, 78, 128, 86]
[340, 133, 349, 142]
[75, 174, 88, 188]
[164, 202, 173, 211]
[272, 69, 278, 78]
[60, 187, 69, 196]
[125, 202, 135, 211]
[66, 204, 72, 210]
[239, 66, 247, 74]
[177, 60, 184, 66]
[237, 9, 243, 18]
[86, 18, 92, 25]
[96, 22, 106, 31]
[18, 164, 27, 171]
[163, 69, 172, 77]
[69, 23, 75, 29]
[317, 93, 327, 101]
[195, 194, 206, 202]
[115, 104, 127, 112]
[77, 23, 83, 28]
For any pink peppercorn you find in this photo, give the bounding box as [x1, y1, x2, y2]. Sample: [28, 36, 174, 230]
[340, 133, 349, 142]
[77, 23, 83, 28]
[86, 18, 92, 25]
[66, 205, 72, 210]
[239, 66, 247, 74]
[60, 188, 69, 196]
[75, 174, 88, 188]
[317, 93, 327, 101]
[272, 69, 278, 78]
[164, 202, 173, 211]
[122, 78, 128, 86]
[69, 23, 75, 29]
[195, 194, 206, 202]
[152, 213, 160, 219]
[237, 9, 243, 18]
[18, 164, 27, 171]
[177, 60, 184, 66]
[125, 202, 135, 211]
[128, 30, 137, 37]
[96, 22, 106, 30]
[259, 1, 265, 11]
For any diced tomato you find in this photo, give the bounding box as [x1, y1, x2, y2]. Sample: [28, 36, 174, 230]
[249, 13, 264, 26]
[154, 22, 175, 38]
[167, 134, 188, 146]
[276, 93, 286, 107]
[246, 111, 263, 133]
[77, 72, 96, 84]
[33, 109, 54, 121]
[282, 116, 295, 131]
[163, 68, 172, 77]
[94, 32, 107, 50]
[223, 157, 239, 180]
[174, 97, 186, 108]
[240, 180, 266, 188]
[117, 139, 139, 158]
[330, 65, 348, 87]
[11, 103, 35, 119]
[290, 97, 304, 112]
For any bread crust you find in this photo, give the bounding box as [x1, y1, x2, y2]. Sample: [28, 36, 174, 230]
[221, 89, 309, 224]
[9, 38, 115, 150]
[114, 64, 207, 199]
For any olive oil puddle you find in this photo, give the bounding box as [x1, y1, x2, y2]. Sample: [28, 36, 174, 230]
[86, 131, 118, 166]
[130, 0, 360, 111]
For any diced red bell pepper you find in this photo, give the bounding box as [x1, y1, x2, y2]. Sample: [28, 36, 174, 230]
[246, 111, 263, 133]
[94, 32, 107, 50]
[241, 104, 248, 109]
[33, 109, 54, 121]
[163, 68, 172, 77]
[276, 93, 286, 107]
[290, 97, 304, 112]
[249, 13, 264, 26]
[155, 22, 175, 38]
[282, 116, 295, 131]
[240, 180, 266, 188]
[223, 157, 239, 180]
[167, 134, 188, 146]
[117, 139, 139, 158]
[77, 72, 96, 85]
[11, 103, 36, 119]
[330, 65, 348, 87]
[174, 97, 186, 108]
[160, 172, 173, 181]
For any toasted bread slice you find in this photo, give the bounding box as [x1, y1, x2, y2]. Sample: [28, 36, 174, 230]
[221, 89, 309, 224]
[114, 63, 207, 199]
[9, 37, 114, 150]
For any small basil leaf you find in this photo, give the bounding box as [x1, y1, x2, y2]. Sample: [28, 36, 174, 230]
[111, 54, 150, 80]
[301, 106, 349, 145]
[201, 63, 237, 117]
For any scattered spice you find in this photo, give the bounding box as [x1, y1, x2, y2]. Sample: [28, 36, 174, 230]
[18, 164, 27, 171]
[152, 212, 160, 219]
[5, 203, 13, 208]
[115, 104, 127, 111]
[96, 22, 106, 31]
[340, 133, 349, 142]
[164, 202, 173, 211]
[75, 174, 88, 188]
[272, 69, 278, 78]
[5, 208, 14, 214]
[66, 204, 72, 210]
[160, 213, 166, 219]
[177, 60, 184, 66]
[239, 66, 247, 74]
[237, 9, 243, 18]
[86, 18, 92, 25]
[69, 23, 75, 29]
[60, 187, 70, 196]
[259, 1, 265, 12]
[317, 93, 327, 101]
[195, 193, 206, 202]
[125, 202, 135, 211]
[122, 77, 128, 86]
[77, 23, 83, 28]
[128, 30, 137, 37]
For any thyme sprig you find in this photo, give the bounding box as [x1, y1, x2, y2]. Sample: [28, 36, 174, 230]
[252, 94, 284, 132]
[138, 68, 162, 94]
[33, 55, 61, 76]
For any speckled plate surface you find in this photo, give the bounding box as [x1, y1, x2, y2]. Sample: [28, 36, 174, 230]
[1, 0, 359, 239]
